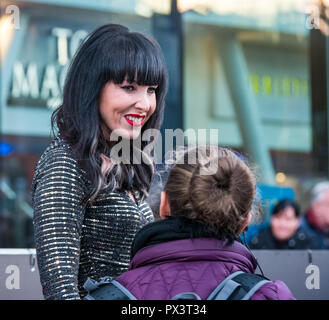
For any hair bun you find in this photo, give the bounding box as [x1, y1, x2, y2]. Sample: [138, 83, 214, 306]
[164, 146, 257, 238]
[216, 178, 230, 190]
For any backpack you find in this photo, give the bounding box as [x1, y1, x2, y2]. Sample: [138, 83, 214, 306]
[83, 271, 270, 300]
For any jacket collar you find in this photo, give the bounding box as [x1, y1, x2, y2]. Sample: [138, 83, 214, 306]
[129, 217, 258, 273]
[131, 216, 221, 257]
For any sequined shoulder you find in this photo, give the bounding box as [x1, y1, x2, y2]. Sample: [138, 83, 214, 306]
[31, 136, 86, 200]
[35, 135, 72, 167]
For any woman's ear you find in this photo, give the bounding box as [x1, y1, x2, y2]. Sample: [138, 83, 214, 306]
[240, 212, 252, 234]
[160, 191, 171, 220]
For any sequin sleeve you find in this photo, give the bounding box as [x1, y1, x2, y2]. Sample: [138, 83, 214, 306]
[32, 147, 87, 300]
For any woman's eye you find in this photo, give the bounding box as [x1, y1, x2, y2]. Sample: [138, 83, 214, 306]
[122, 85, 135, 91]
[148, 87, 157, 94]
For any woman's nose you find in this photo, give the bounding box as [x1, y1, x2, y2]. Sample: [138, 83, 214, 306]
[134, 91, 151, 112]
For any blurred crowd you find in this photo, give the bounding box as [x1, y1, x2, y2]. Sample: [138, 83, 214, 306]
[249, 182, 329, 250]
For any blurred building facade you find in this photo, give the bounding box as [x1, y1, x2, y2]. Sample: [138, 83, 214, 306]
[0, 0, 328, 248]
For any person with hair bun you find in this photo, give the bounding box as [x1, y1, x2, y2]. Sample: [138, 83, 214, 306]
[109, 146, 295, 300]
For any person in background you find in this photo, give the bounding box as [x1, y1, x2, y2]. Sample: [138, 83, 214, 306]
[145, 164, 169, 220]
[301, 182, 329, 249]
[108, 146, 295, 300]
[249, 199, 321, 250]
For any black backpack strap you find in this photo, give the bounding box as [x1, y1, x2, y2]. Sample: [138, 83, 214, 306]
[227, 273, 270, 300]
[171, 292, 202, 300]
[207, 271, 270, 300]
[83, 277, 137, 300]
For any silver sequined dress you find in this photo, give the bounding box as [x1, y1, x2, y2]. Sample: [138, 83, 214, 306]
[31, 136, 154, 300]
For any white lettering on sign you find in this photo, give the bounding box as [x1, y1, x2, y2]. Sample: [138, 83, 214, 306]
[52, 28, 72, 66]
[11, 62, 40, 99]
[69, 29, 88, 59]
[52, 27, 88, 65]
[40, 64, 60, 101]
[10, 61, 68, 109]
[8, 27, 88, 109]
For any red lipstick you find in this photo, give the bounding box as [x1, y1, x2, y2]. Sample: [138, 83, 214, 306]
[124, 114, 146, 126]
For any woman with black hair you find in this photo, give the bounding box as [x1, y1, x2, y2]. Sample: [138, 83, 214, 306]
[31, 24, 168, 300]
[249, 199, 321, 250]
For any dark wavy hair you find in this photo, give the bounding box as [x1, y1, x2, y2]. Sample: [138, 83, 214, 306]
[51, 24, 168, 204]
[272, 199, 300, 217]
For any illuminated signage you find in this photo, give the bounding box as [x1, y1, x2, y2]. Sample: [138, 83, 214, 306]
[249, 74, 308, 97]
[8, 27, 88, 109]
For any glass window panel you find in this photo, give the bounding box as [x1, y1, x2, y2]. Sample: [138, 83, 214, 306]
[182, 0, 329, 229]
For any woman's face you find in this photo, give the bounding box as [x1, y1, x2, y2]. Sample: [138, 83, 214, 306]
[99, 79, 158, 140]
[270, 206, 300, 241]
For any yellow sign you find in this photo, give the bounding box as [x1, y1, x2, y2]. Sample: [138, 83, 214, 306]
[249, 74, 308, 97]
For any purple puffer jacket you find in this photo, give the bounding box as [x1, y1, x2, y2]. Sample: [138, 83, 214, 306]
[116, 238, 295, 300]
